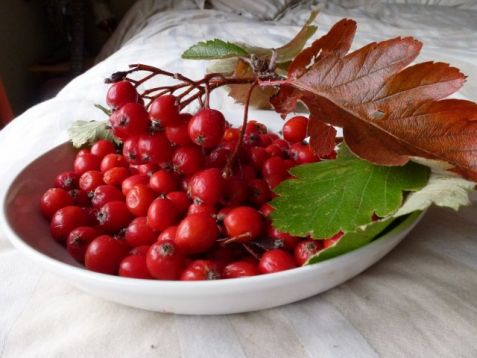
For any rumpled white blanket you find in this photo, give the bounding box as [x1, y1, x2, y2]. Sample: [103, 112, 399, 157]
[1, 1, 477, 357]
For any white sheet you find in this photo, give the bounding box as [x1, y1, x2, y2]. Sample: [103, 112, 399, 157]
[1, 1, 477, 356]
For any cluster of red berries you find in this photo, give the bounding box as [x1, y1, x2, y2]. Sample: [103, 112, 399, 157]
[40, 80, 340, 281]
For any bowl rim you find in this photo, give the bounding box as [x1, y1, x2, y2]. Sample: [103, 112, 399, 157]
[0, 138, 423, 291]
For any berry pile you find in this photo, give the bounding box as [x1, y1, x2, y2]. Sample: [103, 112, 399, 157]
[40, 80, 339, 280]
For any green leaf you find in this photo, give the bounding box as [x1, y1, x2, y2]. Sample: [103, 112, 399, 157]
[181, 39, 248, 60]
[306, 216, 397, 264]
[394, 172, 475, 217]
[270, 145, 429, 238]
[68, 120, 117, 148]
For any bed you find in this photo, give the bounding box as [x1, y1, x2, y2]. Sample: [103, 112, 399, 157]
[1, 1, 477, 356]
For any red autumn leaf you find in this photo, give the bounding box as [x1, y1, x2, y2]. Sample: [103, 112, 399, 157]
[271, 19, 357, 156]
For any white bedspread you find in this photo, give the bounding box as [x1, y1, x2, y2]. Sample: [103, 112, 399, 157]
[1, 1, 477, 357]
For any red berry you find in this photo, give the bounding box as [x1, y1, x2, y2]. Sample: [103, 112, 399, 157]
[223, 206, 263, 241]
[103, 167, 129, 186]
[125, 217, 156, 247]
[187, 203, 216, 217]
[54, 171, 78, 190]
[221, 176, 249, 207]
[172, 145, 204, 175]
[106, 80, 138, 110]
[73, 153, 101, 175]
[119, 255, 152, 279]
[129, 245, 150, 256]
[79, 170, 105, 192]
[40, 188, 74, 218]
[134, 163, 159, 176]
[259, 203, 274, 217]
[248, 146, 270, 170]
[294, 239, 323, 266]
[138, 132, 173, 164]
[175, 213, 218, 254]
[91, 185, 124, 208]
[109, 103, 149, 140]
[122, 136, 142, 165]
[323, 232, 344, 248]
[97, 201, 133, 233]
[147, 198, 178, 231]
[248, 179, 272, 206]
[223, 261, 259, 279]
[188, 108, 226, 148]
[223, 127, 239, 142]
[146, 241, 185, 280]
[180, 260, 221, 281]
[283, 116, 308, 143]
[66, 226, 99, 263]
[188, 168, 224, 205]
[121, 174, 149, 195]
[50, 206, 89, 242]
[68, 188, 90, 206]
[205, 147, 231, 169]
[149, 170, 178, 194]
[125, 184, 156, 217]
[100, 153, 127, 172]
[157, 226, 178, 242]
[266, 225, 300, 251]
[91, 139, 116, 158]
[166, 121, 192, 146]
[166, 191, 190, 215]
[149, 95, 181, 128]
[258, 249, 296, 274]
[85, 235, 129, 274]
[289, 143, 319, 164]
[262, 156, 288, 179]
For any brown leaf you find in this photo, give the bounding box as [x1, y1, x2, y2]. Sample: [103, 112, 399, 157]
[228, 59, 277, 109]
[287, 30, 477, 180]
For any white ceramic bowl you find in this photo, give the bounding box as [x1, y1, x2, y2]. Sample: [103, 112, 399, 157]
[0, 110, 424, 315]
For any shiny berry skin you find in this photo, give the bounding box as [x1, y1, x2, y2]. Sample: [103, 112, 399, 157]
[146, 241, 185, 280]
[180, 260, 221, 281]
[125, 184, 156, 217]
[259, 203, 274, 217]
[157, 226, 178, 242]
[223, 261, 259, 279]
[265, 144, 283, 158]
[91, 185, 124, 208]
[106, 80, 138, 110]
[175, 213, 218, 254]
[223, 206, 263, 241]
[125, 217, 156, 247]
[103, 167, 129, 186]
[294, 239, 323, 266]
[79, 170, 105, 192]
[166, 121, 192, 146]
[91, 139, 116, 158]
[50, 206, 89, 242]
[147, 198, 178, 231]
[188, 109, 226, 148]
[149, 170, 178, 194]
[85, 235, 130, 274]
[262, 156, 288, 179]
[149, 94, 181, 128]
[266, 225, 300, 251]
[205, 147, 230, 169]
[54, 171, 78, 190]
[66, 226, 99, 263]
[187, 203, 216, 217]
[110, 103, 149, 139]
[248, 146, 270, 170]
[223, 127, 239, 142]
[289, 143, 319, 164]
[138, 132, 173, 164]
[100, 153, 127, 172]
[119, 255, 152, 279]
[258, 249, 296, 274]
[40, 188, 74, 218]
[248, 179, 272, 206]
[283, 116, 308, 143]
[188, 168, 224, 205]
[73, 153, 101, 175]
[172, 145, 204, 175]
[120, 174, 148, 196]
[129, 245, 150, 256]
[166, 191, 190, 215]
[122, 136, 142, 165]
[97, 201, 133, 233]
[135, 163, 159, 176]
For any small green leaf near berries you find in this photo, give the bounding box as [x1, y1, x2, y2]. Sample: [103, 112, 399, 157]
[270, 145, 430, 239]
[181, 39, 249, 60]
[306, 215, 399, 265]
[68, 120, 117, 148]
